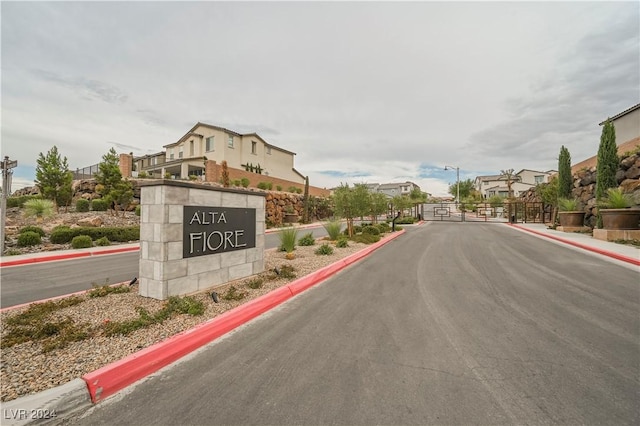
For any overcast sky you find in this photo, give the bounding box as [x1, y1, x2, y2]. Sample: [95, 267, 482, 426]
[2, 1, 638, 196]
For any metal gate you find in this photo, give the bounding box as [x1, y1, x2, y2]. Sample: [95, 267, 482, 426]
[421, 202, 548, 224]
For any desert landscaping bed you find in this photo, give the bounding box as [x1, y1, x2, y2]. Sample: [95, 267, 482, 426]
[0, 239, 375, 402]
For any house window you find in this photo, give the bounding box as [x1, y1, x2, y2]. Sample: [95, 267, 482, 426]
[168, 148, 174, 160]
[251, 141, 257, 154]
[178, 147, 183, 159]
[266, 146, 271, 155]
[189, 140, 194, 157]
[534, 175, 544, 184]
[206, 136, 215, 152]
[228, 136, 234, 148]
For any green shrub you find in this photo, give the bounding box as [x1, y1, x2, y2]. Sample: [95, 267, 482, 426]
[257, 182, 268, 190]
[376, 222, 390, 233]
[266, 182, 273, 190]
[395, 216, 416, 224]
[19, 226, 45, 236]
[95, 236, 111, 246]
[298, 232, 316, 246]
[352, 233, 381, 244]
[71, 235, 93, 249]
[17, 231, 41, 247]
[23, 199, 55, 219]
[76, 199, 90, 212]
[91, 199, 109, 211]
[50, 226, 139, 244]
[278, 228, 298, 252]
[241, 177, 250, 188]
[222, 285, 247, 301]
[88, 284, 130, 298]
[362, 225, 380, 236]
[247, 278, 263, 289]
[276, 185, 282, 191]
[233, 179, 242, 186]
[277, 264, 296, 279]
[336, 237, 349, 248]
[6, 195, 40, 208]
[323, 220, 343, 240]
[135, 205, 141, 216]
[50, 227, 74, 244]
[288, 186, 298, 193]
[138, 171, 148, 178]
[315, 243, 334, 255]
[165, 296, 205, 316]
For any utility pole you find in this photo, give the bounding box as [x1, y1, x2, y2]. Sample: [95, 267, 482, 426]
[1, 156, 18, 255]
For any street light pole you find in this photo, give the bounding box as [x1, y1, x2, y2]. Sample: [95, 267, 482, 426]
[445, 165, 460, 203]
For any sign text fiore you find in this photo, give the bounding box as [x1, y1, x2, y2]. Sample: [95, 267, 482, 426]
[183, 206, 256, 258]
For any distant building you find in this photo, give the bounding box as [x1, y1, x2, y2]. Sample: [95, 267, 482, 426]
[474, 169, 556, 198]
[364, 181, 421, 198]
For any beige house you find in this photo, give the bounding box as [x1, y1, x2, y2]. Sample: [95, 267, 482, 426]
[134, 123, 305, 184]
[475, 169, 556, 198]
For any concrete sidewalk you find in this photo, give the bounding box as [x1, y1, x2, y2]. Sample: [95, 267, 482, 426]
[509, 222, 639, 267]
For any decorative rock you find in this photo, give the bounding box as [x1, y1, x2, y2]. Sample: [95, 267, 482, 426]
[76, 216, 103, 227]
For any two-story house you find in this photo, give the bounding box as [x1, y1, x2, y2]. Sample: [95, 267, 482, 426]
[134, 123, 305, 184]
[475, 169, 556, 198]
[365, 181, 421, 198]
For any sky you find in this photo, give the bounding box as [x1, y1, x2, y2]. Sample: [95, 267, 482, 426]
[1, 1, 638, 196]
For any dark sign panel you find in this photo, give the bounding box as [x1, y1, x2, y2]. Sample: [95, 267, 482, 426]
[183, 206, 256, 259]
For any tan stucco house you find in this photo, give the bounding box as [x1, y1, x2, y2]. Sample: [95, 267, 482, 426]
[475, 169, 556, 198]
[134, 123, 305, 184]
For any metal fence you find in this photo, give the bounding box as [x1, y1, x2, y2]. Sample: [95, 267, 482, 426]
[421, 202, 548, 224]
[72, 163, 100, 180]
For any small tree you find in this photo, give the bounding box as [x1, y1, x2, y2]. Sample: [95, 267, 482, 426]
[95, 148, 123, 214]
[110, 180, 134, 217]
[35, 145, 73, 212]
[500, 169, 519, 199]
[390, 195, 412, 217]
[333, 184, 372, 237]
[595, 120, 619, 228]
[558, 145, 572, 200]
[409, 188, 427, 219]
[448, 179, 476, 200]
[370, 192, 388, 224]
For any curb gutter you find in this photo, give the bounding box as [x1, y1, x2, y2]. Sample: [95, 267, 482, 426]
[2, 230, 405, 424]
[509, 224, 640, 266]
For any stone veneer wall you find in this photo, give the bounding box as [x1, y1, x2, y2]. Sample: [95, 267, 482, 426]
[138, 180, 265, 300]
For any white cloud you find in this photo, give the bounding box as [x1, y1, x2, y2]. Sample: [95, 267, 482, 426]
[2, 1, 638, 197]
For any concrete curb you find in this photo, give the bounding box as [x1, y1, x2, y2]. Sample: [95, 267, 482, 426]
[0, 379, 92, 426]
[0, 246, 140, 268]
[4, 230, 405, 419]
[509, 224, 640, 266]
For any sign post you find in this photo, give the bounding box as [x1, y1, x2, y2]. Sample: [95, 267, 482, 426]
[1, 156, 18, 255]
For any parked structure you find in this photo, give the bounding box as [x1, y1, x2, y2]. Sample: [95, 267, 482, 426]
[133, 122, 305, 185]
[474, 169, 556, 198]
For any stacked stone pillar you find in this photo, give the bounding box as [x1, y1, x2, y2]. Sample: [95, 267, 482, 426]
[138, 180, 265, 300]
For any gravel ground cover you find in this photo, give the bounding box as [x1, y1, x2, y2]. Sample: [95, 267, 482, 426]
[1, 239, 374, 402]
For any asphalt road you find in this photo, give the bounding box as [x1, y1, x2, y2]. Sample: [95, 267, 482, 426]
[0, 227, 332, 308]
[68, 223, 639, 425]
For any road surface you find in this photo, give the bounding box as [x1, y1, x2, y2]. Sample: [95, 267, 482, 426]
[67, 223, 639, 425]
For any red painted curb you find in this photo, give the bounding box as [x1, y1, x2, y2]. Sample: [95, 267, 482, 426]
[0, 246, 139, 268]
[509, 224, 640, 266]
[83, 285, 294, 403]
[81, 230, 405, 403]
